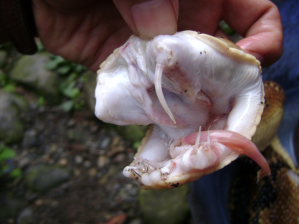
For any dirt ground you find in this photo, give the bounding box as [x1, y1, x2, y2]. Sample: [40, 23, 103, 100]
[2, 103, 143, 224]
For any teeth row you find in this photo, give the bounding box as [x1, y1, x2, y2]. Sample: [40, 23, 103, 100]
[123, 142, 221, 187]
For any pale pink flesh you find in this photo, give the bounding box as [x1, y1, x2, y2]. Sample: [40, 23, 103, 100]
[182, 130, 271, 175]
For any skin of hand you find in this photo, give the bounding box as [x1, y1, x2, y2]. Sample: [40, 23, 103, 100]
[32, 0, 283, 71]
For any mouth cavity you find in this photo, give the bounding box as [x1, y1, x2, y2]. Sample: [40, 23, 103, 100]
[96, 32, 267, 188]
[152, 54, 270, 176]
[123, 44, 270, 187]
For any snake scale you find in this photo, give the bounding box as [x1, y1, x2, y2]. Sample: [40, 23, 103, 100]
[230, 81, 299, 224]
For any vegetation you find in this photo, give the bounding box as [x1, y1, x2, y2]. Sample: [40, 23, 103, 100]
[46, 55, 87, 112]
[0, 145, 22, 180]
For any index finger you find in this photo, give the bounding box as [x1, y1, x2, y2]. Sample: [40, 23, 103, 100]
[223, 0, 283, 65]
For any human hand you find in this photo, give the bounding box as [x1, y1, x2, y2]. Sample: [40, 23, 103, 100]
[114, 0, 283, 65]
[32, 0, 282, 71]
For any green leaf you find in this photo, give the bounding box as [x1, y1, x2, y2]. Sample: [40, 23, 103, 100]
[68, 72, 79, 81]
[0, 71, 8, 86]
[45, 60, 59, 70]
[74, 65, 87, 73]
[63, 86, 80, 99]
[60, 100, 74, 112]
[0, 147, 16, 160]
[37, 96, 46, 106]
[74, 99, 85, 110]
[57, 65, 71, 75]
[52, 56, 65, 64]
[219, 21, 235, 36]
[37, 41, 45, 52]
[10, 168, 22, 178]
[45, 55, 66, 70]
[133, 141, 141, 149]
[0, 164, 9, 175]
[3, 83, 16, 92]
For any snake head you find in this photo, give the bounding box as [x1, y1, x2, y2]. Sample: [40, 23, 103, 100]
[95, 31, 270, 189]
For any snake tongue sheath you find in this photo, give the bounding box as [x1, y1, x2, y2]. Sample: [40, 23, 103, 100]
[182, 130, 271, 176]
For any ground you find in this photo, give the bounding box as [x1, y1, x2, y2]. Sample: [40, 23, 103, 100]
[0, 46, 144, 224]
[2, 105, 143, 224]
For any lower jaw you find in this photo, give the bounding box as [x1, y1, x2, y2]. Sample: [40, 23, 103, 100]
[123, 129, 270, 188]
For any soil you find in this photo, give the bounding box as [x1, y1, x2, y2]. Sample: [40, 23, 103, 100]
[2, 103, 142, 224]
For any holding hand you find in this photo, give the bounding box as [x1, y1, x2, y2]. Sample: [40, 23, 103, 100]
[33, 0, 283, 70]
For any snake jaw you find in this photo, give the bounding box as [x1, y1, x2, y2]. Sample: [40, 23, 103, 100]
[123, 129, 270, 189]
[95, 31, 267, 189]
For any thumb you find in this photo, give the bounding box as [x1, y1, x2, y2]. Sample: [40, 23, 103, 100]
[113, 0, 178, 39]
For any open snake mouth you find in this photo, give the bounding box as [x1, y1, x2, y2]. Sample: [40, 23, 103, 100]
[95, 31, 270, 189]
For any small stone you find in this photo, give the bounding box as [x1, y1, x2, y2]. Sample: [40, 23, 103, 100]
[74, 155, 83, 164]
[90, 125, 98, 133]
[49, 144, 58, 153]
[107, 145, 125, 157]
[99, 149, 106, 156]
[111, 136, 122, 146]
[17, 207, 34, 224]
[34, 200, 43, 206]
[88, 168, 97, 177]
[83, 160, 91, 168]
[67, 119, 75, 128]
[49, 200, 58, 207]
[88, 147, 100, 155]
[99, 136, 111, 149]
[67, 129, 86, 142]
[10, 53, 61, 104]
[25, 165, 70, 193]
[0, 91, 28, 143]
[116, 184, 139, 203]
[41, 154, 50, 162]
[22, 129, 38, 148]
[97, 156, 109, 168]
[18, 157, 31, 169]
[58, 158, 68, 166]
[74, 169, 81, 176]
[114, 154, 125, 163]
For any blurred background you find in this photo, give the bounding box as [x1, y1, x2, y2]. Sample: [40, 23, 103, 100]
[0, 42, 154, 224]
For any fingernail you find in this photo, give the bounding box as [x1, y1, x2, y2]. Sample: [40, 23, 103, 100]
[131, 0, 177, 39]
